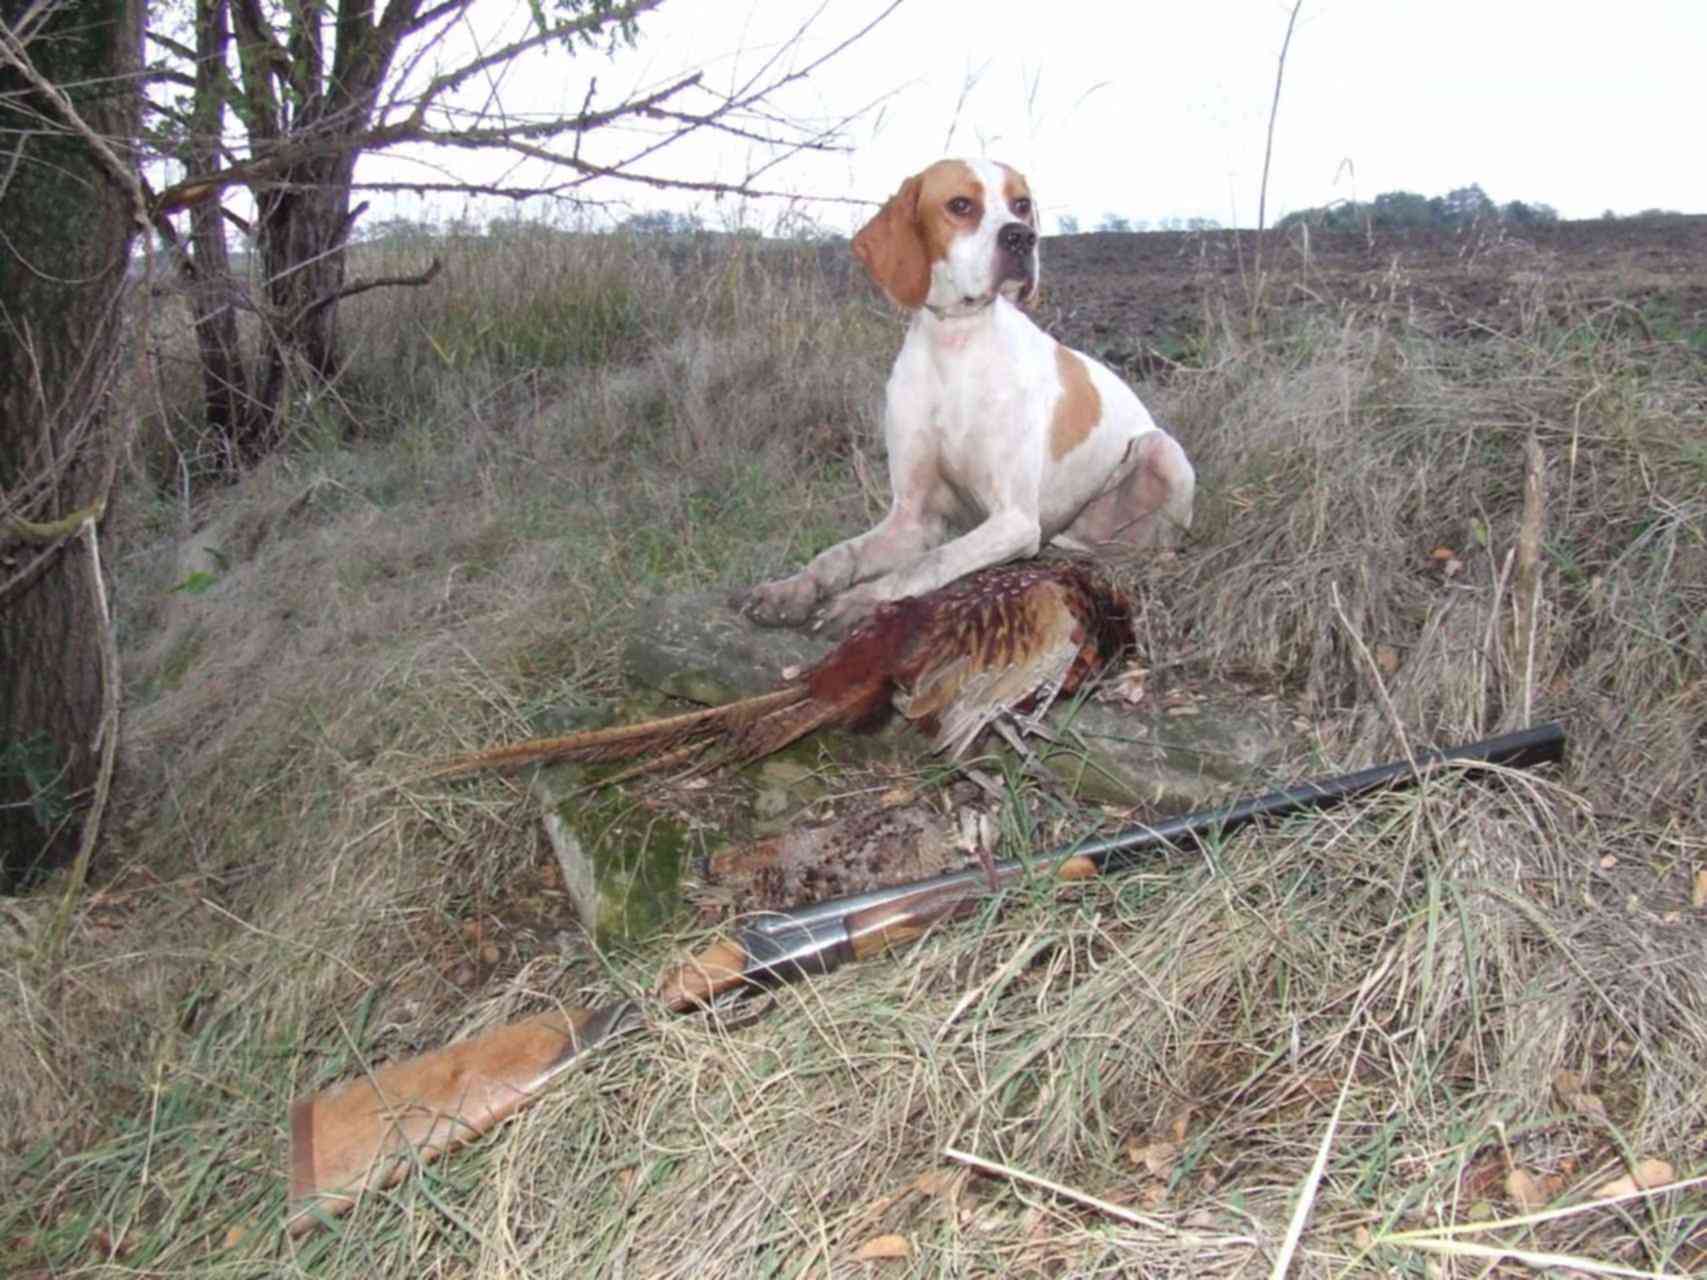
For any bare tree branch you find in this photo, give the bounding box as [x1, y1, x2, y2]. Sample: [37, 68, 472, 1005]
[295, 254, 442, 325]
[131, 0, 903, 466]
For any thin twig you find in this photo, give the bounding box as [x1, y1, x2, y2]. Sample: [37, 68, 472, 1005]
[1254, 0, 1304, 298]
[943, 1146, 1257, 1245]
[40, 515, 120, 969]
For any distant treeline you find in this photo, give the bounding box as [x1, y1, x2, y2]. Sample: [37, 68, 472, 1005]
[1277, 184, 1561, 232]
[342, 192, 1695, 252]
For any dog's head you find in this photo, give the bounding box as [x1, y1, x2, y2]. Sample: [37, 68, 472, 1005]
[851, 159, 1040, 317]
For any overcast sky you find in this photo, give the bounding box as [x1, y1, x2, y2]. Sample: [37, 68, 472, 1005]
[374, 0, 1706, 233]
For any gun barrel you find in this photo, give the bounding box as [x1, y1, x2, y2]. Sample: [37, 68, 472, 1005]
[658, 722, 1567, 1003]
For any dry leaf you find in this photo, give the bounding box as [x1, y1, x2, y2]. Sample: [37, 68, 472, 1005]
[1594, 1158, 1675, 1199]
[1375, 643, 1401, 674]
[1429, 545, 1456, 561]
[1112, 663, 1148, 704]
[1554, 1071, 1608, 1121]
[1165, 704, 1200, 717]
[853, 1233, 911, 1261]
[1134, 1139, 1181, 1178]
[911, 1170, 956, 1199]
[1505, 1167, 1546, 1209]
[1599, 854, 1618, 870]
[1693, 868, 1707, 909]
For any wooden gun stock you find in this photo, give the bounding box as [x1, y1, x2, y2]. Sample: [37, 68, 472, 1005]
[287, 721, 1564, 1231]
[287, 1004, 638, 1234]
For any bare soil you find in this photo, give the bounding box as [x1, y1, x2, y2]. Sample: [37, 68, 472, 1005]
[805, 216, 1707, 378]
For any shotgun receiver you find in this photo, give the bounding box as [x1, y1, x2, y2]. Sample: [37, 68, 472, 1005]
[288, 721, 1564, 1233]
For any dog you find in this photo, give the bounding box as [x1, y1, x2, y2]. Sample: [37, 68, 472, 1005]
[738, 158, 1195, 634]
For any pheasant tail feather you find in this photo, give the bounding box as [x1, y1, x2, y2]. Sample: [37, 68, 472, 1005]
[424, 685, 809, 780]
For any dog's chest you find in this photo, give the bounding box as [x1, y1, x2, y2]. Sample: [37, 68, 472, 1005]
[927, 339, 1045, 495]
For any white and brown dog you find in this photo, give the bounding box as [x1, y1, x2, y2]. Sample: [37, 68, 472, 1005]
[739, 158, 1195, 633]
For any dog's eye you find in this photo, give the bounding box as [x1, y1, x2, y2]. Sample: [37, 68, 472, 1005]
[947, 196, 975, 217]
[1012, 197, 1033, 219]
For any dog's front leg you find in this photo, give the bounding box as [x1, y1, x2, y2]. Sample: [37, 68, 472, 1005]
[816, 508, 1043, 635]
[737, 507, 942, 628]
[739, 379, 944, 628]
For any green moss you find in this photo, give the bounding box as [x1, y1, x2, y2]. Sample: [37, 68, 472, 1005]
[537, 755, 717, 945]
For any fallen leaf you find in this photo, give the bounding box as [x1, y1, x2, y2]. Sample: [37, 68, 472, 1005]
[1594, 1158, 1675, 1199]
[1165, 704, 1200, 717]
[1375, 644, 1401, 674]
[1554, 1071, 1608, 1121]
[1460, 1151, 1505, 1201]
[1429, 546, 1456, 561]
[1133, 1139, 1180, 1178]
[1112, 664, 1148, 704]
[853, 1233, 911, 1261]
[1599, 854, 1618, 870]
[911, 1170, 957, 1199]
[1693, 869, 1707, 909]
[1506, 1167, 1546, 1209]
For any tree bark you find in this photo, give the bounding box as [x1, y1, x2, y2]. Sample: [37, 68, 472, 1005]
[187, 0, 250, 469]
[0, 0, 142, 888]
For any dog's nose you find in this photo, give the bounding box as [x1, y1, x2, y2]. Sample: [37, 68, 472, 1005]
[998, 222, 1036, 256]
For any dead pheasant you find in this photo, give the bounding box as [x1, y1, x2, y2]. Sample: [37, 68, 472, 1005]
[426, 559, 1135, 785]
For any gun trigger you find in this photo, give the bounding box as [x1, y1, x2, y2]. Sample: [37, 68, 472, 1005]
[708, 989, 777, 1032]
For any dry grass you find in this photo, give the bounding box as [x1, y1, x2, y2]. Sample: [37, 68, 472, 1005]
[3, 227, 1704, 1277]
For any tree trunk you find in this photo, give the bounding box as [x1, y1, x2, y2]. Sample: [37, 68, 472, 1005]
[0, 0, 142, 888]
[187, 0, 250, 472]
[248, 150, 360, 460]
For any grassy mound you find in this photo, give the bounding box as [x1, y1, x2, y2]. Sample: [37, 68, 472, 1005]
[3, 225, 1703, 1276]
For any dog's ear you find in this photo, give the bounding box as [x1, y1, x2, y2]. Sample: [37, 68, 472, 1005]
[852, 175, 930, 310]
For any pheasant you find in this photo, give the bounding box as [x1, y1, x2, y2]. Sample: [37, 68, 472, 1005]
[425, 558, 1135, 785]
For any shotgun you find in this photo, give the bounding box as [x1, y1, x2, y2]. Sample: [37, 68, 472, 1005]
[288, 721, 1564, 1233]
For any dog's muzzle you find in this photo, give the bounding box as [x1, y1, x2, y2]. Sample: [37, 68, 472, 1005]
[996, 221, 1038, 299]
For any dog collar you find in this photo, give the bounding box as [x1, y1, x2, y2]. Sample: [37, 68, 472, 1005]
[924, 294, 997, 321]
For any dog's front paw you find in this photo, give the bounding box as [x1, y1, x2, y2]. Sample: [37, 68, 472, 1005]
[735, 574, 821, 628]
[814, 585, 886, 638]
